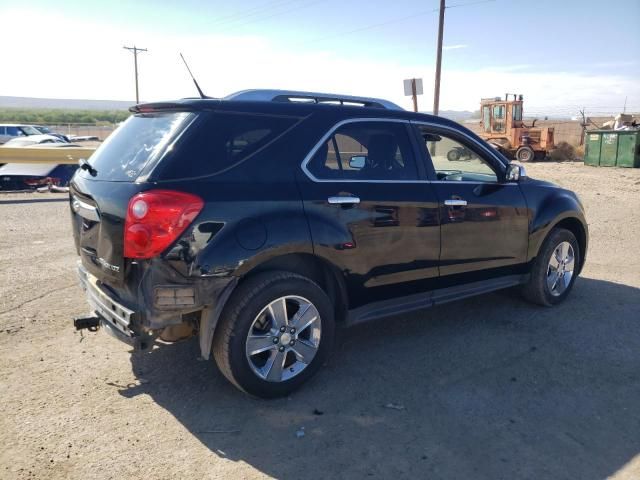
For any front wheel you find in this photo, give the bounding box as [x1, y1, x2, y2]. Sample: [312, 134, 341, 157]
[516, 146, 535, 162]
[522, 228, 580, 306]
[213, 271, 335, 398]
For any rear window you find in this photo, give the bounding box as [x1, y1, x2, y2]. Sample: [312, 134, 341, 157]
[84, 112, 193, 181]
[156, 112, 298, 179]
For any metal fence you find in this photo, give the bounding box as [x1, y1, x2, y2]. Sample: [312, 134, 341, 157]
[40, 123, 118, 141]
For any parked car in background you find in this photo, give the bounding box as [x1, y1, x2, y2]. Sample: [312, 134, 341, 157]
[32, 126, 70, 143]
[0, 163, 78, 190]
[0, 124, 41, 144]
[3, 134, 69, 147]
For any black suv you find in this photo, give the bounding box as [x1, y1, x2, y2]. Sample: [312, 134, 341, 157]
[70, 89, 588, 397]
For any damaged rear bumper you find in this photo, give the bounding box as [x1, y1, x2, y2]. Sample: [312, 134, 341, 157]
[75, 260, 237, 356]
[76, 262, 155, 350]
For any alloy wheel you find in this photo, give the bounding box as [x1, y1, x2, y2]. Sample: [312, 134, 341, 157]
[546, 241, 575, 296]
[245, 295, 322, 382]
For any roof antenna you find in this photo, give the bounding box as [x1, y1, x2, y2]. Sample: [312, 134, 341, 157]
[180, 53, 207, 99]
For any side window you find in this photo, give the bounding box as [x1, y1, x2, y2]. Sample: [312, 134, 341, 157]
[157, 112, 298, 179]
[482, 106, 490, 131]
[512, 104, 522, 121]
[308, 121, 418, 181]
[418, 128, 498, 183]
[6, 126, 22, 136]
[492, 104, 505, 132]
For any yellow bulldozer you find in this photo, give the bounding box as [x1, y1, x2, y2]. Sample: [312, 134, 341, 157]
[479, 94, 554, 162]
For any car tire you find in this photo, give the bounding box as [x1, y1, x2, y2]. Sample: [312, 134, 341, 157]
[447, 149, 461, 161]
[213, 271, 335, 398]
[522, 228, 580, 306]
[516, 146, 535, 162]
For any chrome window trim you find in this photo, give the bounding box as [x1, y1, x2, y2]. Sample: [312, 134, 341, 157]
[300, 117, 516, 185]
[300, 118, 430, 184]
[429, 180, 518, 185]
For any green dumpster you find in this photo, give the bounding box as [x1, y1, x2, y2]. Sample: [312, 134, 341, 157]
[616, 131, 640, 168]
[600, 133, 618, 167]
[583, 130, 640, 168]
[584, 132, 602, 166]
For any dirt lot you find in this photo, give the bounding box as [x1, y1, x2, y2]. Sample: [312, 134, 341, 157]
[1, 162, 639, 480]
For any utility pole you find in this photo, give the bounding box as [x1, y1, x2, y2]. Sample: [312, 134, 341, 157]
[123, 45, 148, 104]
[433, 0, 445, 116]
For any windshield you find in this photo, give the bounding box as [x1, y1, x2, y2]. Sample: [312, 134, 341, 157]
[20, 126, 41, 135]
[83, 112, 193, 181]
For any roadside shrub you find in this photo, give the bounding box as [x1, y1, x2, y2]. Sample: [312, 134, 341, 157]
[549, 141, 577, 162]
[0, 108, 130, 124]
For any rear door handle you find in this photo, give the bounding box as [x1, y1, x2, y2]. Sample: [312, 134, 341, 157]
[444, 199, 467, 206]
[328, 196, 360, 205]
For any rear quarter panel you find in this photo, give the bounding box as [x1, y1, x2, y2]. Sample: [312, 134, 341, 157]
[159, 114, 321, 280]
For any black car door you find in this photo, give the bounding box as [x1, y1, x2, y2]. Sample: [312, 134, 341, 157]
[412, 122, 529, 278]
[298, 119, 441, 308]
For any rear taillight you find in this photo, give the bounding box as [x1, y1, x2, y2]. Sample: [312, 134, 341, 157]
[124, 190, 204, 259]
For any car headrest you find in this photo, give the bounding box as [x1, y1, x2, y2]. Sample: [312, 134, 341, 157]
[367, 134, 398, 169]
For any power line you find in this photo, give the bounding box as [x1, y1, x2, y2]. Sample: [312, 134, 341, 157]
[214, 0, 324, 32]
[302, 8, 439, 46]
[204, 0, 298, 26]
[301, 0, 494, 47]
[447, 0, 496, 8]
[206, 0, 304, 28]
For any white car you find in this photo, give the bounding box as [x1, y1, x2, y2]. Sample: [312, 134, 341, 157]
[0, 124, 41, 144]
[2, 134, 68, 147]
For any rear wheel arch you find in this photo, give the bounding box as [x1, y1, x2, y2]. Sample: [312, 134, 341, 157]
[235, 253, 348, 323]
[200, 252, 348, 360]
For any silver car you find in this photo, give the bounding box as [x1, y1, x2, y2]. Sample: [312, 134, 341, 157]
[0, 124, 41, 144]
[2, 134, 68, 147]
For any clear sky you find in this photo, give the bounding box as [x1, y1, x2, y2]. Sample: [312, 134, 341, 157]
[1, 0, 638, 115]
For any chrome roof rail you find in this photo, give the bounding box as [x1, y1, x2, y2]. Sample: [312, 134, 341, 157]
[224, 89, 404, 111]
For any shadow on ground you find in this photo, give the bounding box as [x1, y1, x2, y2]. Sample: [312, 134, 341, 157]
[119, 277, 640, 479]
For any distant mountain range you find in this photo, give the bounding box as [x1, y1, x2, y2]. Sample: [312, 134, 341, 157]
[0, 96, 134, 110]
[1, 96, 483, 117]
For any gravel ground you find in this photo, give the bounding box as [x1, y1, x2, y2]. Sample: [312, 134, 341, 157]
[0, 162, 639, 480]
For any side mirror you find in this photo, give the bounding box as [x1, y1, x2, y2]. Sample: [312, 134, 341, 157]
[506, 163, 527, 182]
[349, 155, 366, 169]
